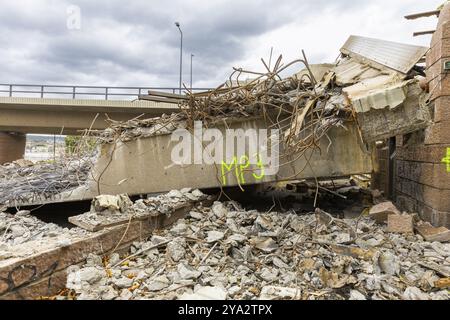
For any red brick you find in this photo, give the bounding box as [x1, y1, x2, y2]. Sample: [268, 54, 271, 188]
[395, 193, 418, 213]
[397, 144, 450, 163]
[440, 4, 450, 23]
[424, 120, 450, 144]
[396, 160, 450, 190]
[417, 201, 450, 228]
[416, 222, 450, 242]
[396, 177, 450, 212]
[387, 214, 414, 234]
[429, 75, 450, 100]
[433, 96, 450, 122]
[426, 58, 449, 82]
[441, 211, 450, 228]
[427, 28, 450, 68]
[369, 201, 401, 223]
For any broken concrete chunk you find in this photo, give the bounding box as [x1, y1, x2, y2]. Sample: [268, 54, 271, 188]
[255, 215, 274, 230]
[211, 202, 227, 218]
[415, 223, 450, 243]
[92, 194, 132, 213]
[100, 285, 118, 300]
[109, 253, 121, 266]
[86, 253, 103, 267]
[226, 234, 247, 244]
[166, 237, 186, 262]
[112, 276, 133, 289]
[349, 290, 366, 300]
[167, 190, 183, 198]
[259, 268, 279, 282]
[206, 231, 224, 243]
[369, 201, 400, 223]
[146, 275, 170, 292]
[178, 263, 201, 280]
[72, 267, 104, 286]
[251, 237, 278, 253]
[191, 189, 205, 198]
[179, 286, 227, 300]
[259, 286, 301, 300]
[15, 210, 30, 217]
[402, 286, 430, 300]
[378, 251, 400, 275]
[387, 215, 413, 234]
[272, 257, 289, 269]
[189, 211, 203, 220]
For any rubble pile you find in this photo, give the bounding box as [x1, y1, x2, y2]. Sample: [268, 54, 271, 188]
[0, 210, 89, 260]
[69, 189, 209, 231]
[94, 113, 186, 143]
[62, 198, 449, 300]
[0, 157, 94, 207]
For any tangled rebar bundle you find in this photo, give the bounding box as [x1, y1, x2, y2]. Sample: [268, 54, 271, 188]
[180, 53, 353, 169]
[0, 138, 98, 207]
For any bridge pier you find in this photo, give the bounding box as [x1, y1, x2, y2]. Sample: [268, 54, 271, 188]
[0, 132, 26, 164]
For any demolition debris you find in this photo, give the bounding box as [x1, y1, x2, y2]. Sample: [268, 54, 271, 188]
[33, 188, 448, 301]
[0, 32, 447, 301]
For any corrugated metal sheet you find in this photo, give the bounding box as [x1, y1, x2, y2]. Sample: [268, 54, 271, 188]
[334, 57, 387, 86]
[341, 35, 428, 74]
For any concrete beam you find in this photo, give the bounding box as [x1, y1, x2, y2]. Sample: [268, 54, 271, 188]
[9, 117, 373, 207]
[0, 97, 179, 135]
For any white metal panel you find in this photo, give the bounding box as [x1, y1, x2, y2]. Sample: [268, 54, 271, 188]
[341, 35, 429, 74]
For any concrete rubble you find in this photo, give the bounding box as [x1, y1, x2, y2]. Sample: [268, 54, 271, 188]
[68, 189, 208, 232]
[0, 210, 90, 260]
[44, 188, 450, 301]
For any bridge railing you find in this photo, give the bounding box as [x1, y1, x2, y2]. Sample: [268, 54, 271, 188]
[0, 84, 212, 100]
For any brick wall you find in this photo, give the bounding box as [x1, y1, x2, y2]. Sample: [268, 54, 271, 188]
[394, 4, 450, 228]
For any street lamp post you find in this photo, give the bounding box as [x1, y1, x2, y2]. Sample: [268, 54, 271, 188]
[190, 54, 194, 90]
[175, 22, 183, 94]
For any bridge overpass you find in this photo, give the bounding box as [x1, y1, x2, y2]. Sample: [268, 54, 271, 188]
[0, 96, 179, 135]
[0, 84, 206, 163]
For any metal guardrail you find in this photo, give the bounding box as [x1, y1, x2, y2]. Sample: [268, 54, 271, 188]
[0, 84, 212, 100]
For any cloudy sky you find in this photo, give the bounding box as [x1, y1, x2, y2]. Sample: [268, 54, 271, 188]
[0, 0, 444, 89]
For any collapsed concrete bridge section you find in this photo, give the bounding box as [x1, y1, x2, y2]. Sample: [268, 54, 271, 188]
[2, 4, 450, 301]
[0, 34, 434, 213]
[3, 9, 450, 235]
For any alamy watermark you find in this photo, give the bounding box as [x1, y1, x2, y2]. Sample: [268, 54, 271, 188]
[66, 5, 81, 30]
[170, 122, 280, 185]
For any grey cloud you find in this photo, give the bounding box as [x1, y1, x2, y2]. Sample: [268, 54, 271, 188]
[0, 0, 441, 88]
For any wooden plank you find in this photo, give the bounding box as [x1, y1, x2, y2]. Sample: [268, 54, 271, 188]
[434, 278, 450, 289]
[413, 30, 436, 37]
[138, 95, 182, 105]
[405, 10, 440, 20]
